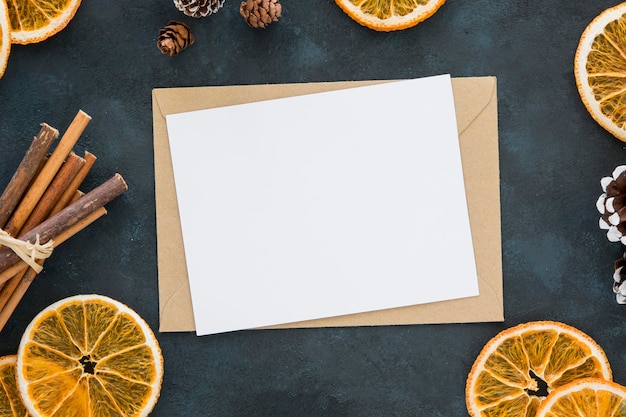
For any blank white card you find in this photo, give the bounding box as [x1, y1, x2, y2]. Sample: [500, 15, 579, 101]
[166, 74, 479, 336]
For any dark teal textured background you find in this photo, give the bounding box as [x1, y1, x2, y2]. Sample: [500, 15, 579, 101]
[2, 1, 626, 415]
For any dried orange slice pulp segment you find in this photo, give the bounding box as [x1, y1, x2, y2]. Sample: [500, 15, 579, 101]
[0, 0, 10, 78]
[6, 0, 82, 45]
[16, 294, 163, 417]
[535, 378, 626, 417]
[575, 3, 626, 142]
[0, 355, 29, 417]
[465, 321, 612, 417]
[334, 0, 445, 32]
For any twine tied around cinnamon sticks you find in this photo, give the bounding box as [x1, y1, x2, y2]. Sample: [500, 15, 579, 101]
[0, 230, 53, 273]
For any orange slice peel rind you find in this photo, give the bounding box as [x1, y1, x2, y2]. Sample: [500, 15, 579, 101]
[6, 0, 82, 45]
[466, 321, 612, 417]
[535, 378, 626, 417]
[0, 0, 10, 78]
[575, 3, 626, 142]
[334, 0, 446, 32]
[16, 294, 163, 417]
[0, 355, 29, 417]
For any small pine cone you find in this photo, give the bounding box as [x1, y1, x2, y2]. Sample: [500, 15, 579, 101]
[598, 165, 626, 243]
[173, 0, 225, 18]
[614, 254, 626, 304]
[157, 21, 194, 56]
[240, 0, 282, 29]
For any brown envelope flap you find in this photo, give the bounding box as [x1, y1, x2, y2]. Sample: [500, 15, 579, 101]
[451, 77, 497, 134]
[452, 77, 502, 312]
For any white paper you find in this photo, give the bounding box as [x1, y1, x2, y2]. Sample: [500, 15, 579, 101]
[166, 74, 479, 336]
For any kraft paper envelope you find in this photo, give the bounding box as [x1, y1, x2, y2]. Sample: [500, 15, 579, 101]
[152, 77, 502, 333]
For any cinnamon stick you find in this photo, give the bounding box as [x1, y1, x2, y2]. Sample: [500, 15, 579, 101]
[0, 191, 95, 304]
[4, 111, 91, 234]
[0, 156, 87, 298]
[0, 124, 58, 228]
[0, 207, 108, 331]
[0, 173, 127, 277]
[19, 152, 85, 234]
[0, 269, 31, 323]
[50, 151, 96, 216]
[70, 190, 85, 203]
[0, 153, 86, 293]
[0, 262, 28, 288]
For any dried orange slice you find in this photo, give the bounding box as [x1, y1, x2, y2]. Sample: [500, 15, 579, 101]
[6, 0, 82, 45]
[535, 378, 626, 417]
[0, 0, 10, 78]
[16, 294, 163, 417]
[335, 0, 445, 32]
[465, 321, 612, 417]
[0, 355, 29, 417]
[575, 3, 626, 142]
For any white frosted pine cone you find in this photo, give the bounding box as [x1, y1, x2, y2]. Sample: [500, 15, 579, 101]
[173, 0, 225, 17]
[597, 165, 626, 244]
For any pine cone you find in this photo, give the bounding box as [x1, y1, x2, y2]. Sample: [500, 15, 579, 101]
[157, 21, 194, 56]
[173, 0, 225, 18]
[597, 165, 626, 243]
[240, 0, 282, 29]
[614, 255, 626, 304]
[597, 165, 626, 304]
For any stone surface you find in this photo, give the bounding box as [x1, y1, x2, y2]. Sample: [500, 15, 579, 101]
[1, 1, 626, 415]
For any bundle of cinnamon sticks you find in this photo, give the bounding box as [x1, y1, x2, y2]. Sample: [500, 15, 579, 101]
[0, 110, 128, 332]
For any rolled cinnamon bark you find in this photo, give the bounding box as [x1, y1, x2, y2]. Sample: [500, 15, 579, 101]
[0, 124, 58, 228]
[0, 206, 108, 331]
[19, 152, 86, 233]
[4, 111, 90, 234]
[0, 173, 127, 276]
[50, 151, 97, 216]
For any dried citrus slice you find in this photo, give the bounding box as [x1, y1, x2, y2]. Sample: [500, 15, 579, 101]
[575, 3, 626, 142]
[0, 355, 29, 417]
[6, 0, 82, 45]
[535, 378, 626, 417]
[465, 321, 612, 417]
[16, 294, 163, 417]
[0, 0, 10, 78]
[335, 0, 445, 32]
